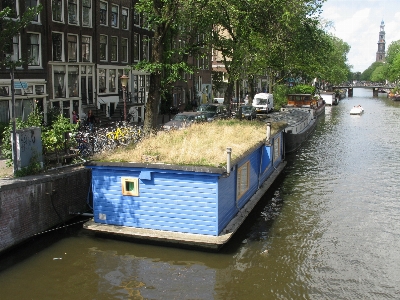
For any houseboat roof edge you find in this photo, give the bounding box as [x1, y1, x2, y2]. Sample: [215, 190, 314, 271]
[85, 160, 227, 174]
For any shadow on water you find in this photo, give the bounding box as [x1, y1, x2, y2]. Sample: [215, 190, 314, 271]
[0, 216, 91, 273]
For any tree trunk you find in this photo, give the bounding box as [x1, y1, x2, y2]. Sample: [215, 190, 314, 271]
[143, 24, 165, 136]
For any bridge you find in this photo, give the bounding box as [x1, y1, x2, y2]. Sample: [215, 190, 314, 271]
[332, 85, 393, 97]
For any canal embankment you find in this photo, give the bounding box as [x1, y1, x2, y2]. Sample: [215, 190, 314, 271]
[0, 165, 91, 255]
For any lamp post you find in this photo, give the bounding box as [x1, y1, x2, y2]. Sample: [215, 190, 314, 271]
[120, 75, 129, 121]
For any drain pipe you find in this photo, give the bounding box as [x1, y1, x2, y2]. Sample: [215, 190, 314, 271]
[226, 147, 232, 176]
[266, 122, 271, 144]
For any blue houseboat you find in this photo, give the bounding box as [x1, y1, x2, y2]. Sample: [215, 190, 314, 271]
[84, 122, 286, 250]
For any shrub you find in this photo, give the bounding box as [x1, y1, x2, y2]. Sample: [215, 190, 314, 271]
[288, 84, 316, 95]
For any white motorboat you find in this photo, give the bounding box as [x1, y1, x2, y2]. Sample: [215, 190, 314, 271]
[350, 105, 364, 115]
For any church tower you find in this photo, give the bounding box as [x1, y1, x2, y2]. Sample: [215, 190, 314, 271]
[376, 20, 386, 62]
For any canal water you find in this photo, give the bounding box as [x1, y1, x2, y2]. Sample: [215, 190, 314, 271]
[1, 88, 400, 299]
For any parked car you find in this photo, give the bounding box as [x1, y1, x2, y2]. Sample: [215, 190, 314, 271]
[236, 105, 257, 120]
[162, 112, 207, 130]
[197, 104, 230, 121]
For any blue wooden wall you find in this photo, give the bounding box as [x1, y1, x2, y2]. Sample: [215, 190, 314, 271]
[92, 167, 221, 235]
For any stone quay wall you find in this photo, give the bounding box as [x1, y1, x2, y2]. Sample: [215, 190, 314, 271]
[0, 166, 91, 254]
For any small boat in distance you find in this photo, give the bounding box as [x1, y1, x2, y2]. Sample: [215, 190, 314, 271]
[350, 105, 364, 115]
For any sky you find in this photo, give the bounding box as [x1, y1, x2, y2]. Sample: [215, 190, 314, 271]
[320, 0, 400, 73]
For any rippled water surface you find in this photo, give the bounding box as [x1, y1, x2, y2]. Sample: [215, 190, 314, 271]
[1, 89, 400, 299]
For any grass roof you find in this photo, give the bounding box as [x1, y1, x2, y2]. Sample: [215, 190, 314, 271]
[93, 119, 286, 167]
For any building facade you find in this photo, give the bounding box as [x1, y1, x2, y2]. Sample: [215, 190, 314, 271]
[0, 0, 212, 125]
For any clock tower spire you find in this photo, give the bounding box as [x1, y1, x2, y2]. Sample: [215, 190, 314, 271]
[376, 20, 386, 62]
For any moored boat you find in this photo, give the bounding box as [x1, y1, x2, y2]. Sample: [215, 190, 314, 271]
[286, 93, 326, 117]
[320, 91, 338, 105]
[84, 122, 286, 250]
[266, 107, 316, 153]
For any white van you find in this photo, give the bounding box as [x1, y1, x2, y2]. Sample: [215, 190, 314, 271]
[213, 98, 225, 104]
[252, 93, 274, 114]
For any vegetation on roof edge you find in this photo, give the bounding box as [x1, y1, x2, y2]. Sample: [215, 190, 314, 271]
[93, 119, 286, 168]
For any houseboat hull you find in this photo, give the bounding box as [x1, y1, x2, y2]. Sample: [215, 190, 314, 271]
[84, 130, 286, 250]
[266, 108, 317, 154]
[83, 161, 285, 250]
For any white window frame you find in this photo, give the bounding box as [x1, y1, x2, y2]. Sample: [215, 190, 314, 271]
[121, 37, 128, 63]
[121, 7, 129, 30]
[27, 32, 41, 68]
[52, 31, 64, 62]
[26, 0, 40, 23]
[142, 35, 149, 60]
[52, 0, 64, 22]
[68, 0, 79, 25]
[10, 35, 21, 62]
[111, 4, 119, 28]
[81, 35, 91, 62]
[67, 34, 78, 62]
[99, 35, 108, 61]
[110, 36, 118, 62]
[82, 0, 92, 27]
[100, 1, 108, 26]
[133, 10, 140, 27]
[53, 65, 66, 98]
[133, 33, 139, 61]
[4, 0, 20, 19]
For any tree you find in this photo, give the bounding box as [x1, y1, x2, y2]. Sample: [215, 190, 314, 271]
[1, 5, 42, 66]
[132, 0, 212, 135]
[361, 61, 384, 81]
[385, 40, 400, 83]
[370, 65, 386, 83]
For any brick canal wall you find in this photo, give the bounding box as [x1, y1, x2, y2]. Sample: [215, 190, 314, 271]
[0, 166, 91, 254]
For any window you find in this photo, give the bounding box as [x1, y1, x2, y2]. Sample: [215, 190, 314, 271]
[121, 7, 128, 30]
[52, 0, 63, 22]
[142, 35, 149, 60]
[111, 4, 118, 27]
[204, 54, 209, 70]
[109, 69, 116, 92]
[3, 0, 18, 18]
[273, 136, 281, 161]
[110, 36, 117, 61]
[68, 35, 78, 62]
[121, 177, 139, 196]
[10, 35, 20, 62]
[68, 0, 78, 24]
[27, 33, 40, 66]
[100, 1, 107, 25]
[99, 35, 107, 61]
[68, 66, 79, 97]
[52, 32, 63, 61]
[133, 10, 140, 26]
[237, 161, 250, 199]
[81, 36, 91, 62]
[98, 69, 106, 93]
[142, 12, 148, 28]
[82, 0, 91, 26]
[25, 0, 39, 22]
[121, 38, 128, 62]
[133, 33, 139, 61]
[54, 66, 66, 98]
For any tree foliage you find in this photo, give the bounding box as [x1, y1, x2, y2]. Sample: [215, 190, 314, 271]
[1, 5, 42, 66]
[133, 0, 350, 133]
[360, 61, 384, 81]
